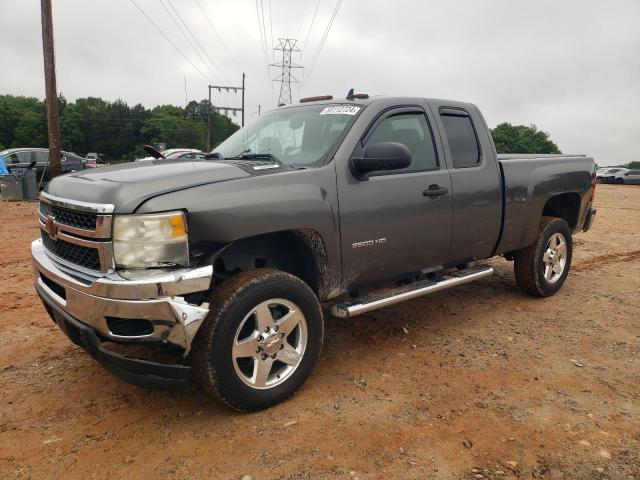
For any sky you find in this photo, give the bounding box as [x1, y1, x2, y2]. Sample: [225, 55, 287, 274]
[1, 0, 639, 166]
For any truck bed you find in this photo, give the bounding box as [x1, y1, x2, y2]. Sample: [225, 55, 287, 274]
[495, 154, 595, 255]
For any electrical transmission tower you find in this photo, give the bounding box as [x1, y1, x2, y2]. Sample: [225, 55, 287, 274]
[270, 38, 303, 106]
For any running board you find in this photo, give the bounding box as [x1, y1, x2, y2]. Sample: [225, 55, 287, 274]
[330, 265, 493, 319]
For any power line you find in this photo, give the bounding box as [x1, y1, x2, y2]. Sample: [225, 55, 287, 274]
[193, 0, 239, 68]
[128, 0, 213, 83]
[301, 0, 320, 54]
[304, 0, 342, 84]
[259, 0, 270, 60]
[268, 0, 275, 60]
[296, 0, 309, 45]
[164, 0, 228, 82]
[255, 0, 270, 78]
[159, 0, 223, 82]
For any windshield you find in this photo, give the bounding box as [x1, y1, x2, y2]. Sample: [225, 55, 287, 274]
[211, 104, 362, 166]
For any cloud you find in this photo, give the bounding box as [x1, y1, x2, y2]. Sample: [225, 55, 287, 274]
[1, 0, 638, 165]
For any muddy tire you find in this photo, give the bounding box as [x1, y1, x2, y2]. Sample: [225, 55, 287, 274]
[514, 216, 573, 297]
[191, 268, 323, 411]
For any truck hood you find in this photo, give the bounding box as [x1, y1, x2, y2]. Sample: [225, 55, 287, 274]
[45, 159, 251, 213]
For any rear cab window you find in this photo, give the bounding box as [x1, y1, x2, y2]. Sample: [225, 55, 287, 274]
[439, 110, 481, 168]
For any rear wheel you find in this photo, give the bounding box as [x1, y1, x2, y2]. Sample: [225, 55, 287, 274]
[191, 268, 324, 411]
[514, 216, 572, 297]
[615, 178, 624, 184]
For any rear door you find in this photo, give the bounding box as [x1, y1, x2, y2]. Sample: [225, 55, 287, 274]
[337, 104, 453, 288]
[429, 103, 502, 264]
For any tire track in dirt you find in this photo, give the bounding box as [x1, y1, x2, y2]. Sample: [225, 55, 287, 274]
[573, 249, 640, 272]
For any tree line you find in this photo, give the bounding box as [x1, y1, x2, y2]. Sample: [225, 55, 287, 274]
[1, 93, 565, 160]
[0, 94, 239, 161]
[490, 123, 560, 154]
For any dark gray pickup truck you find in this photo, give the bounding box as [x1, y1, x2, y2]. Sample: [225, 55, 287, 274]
[32, 94, 596, 411]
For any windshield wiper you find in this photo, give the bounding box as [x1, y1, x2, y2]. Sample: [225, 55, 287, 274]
[225, 151, 281, 163]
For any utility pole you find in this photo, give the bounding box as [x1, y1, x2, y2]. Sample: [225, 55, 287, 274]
[270, 38, 303, 106]
[207, 73, 246, 151]
[241, 72, 245, 127]
[40, 0, 61, 178]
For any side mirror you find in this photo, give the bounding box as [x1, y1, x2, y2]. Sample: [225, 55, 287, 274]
[349, 142, 411, 180]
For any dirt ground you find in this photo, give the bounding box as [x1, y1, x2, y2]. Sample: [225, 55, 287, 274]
[0, 185, 638, 480]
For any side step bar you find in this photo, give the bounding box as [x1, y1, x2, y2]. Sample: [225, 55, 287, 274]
[330, 265, 493, 319]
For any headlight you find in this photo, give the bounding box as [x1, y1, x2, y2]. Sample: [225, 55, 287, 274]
[113, 211, 189, 268]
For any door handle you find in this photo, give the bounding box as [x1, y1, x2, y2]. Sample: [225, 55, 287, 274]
[423, 184, 449, 197]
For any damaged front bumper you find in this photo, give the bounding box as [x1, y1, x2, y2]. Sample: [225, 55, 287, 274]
[32, 239, 212, 388]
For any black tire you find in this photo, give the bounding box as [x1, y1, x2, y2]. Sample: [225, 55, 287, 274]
[514, 216, 573, 297]
[615, 178, 624, 185]
[191, 268, 323, 411]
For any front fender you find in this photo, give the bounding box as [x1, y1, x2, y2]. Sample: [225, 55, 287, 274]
[136, 165, 342, 298]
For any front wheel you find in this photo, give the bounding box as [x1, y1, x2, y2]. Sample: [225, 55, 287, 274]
[514, 216, 573, 297]
[615, 178, 624, 184]
[191, 269, 324, 411]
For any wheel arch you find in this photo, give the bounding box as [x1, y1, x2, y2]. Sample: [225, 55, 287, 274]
[542, 192, 581, 230]
[202, 229, 334, 301]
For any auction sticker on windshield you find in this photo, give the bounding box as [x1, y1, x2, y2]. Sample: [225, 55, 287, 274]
[320, 105, 361, 115]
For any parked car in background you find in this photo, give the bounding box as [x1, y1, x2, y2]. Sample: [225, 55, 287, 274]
[85, 152, 107, 164]
[135, 147, 205, 162]
[612, 169, 640, 184]
[83, 158, 98, 169]
[597, 167, 628, 183]
[0, 148, 85, 185]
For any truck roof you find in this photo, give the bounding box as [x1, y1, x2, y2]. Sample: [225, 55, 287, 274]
[281, 95, 477, 111]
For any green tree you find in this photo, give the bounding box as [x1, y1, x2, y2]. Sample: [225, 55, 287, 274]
[60, 104, 84, 152]
[12, 109, 46, 147]
[627, 161, 640, 169]
[0, 95, 46, 148]
[0, 94, 239, 159]
[142, 107, 203, 149]
[491, 123, 561, 154]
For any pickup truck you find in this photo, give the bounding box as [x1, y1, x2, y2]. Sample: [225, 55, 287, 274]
[32, 94, 597, 411]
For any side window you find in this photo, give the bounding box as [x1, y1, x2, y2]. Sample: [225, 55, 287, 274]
[364, 112, 438, 172]
[35, 151, 49, 163]
[8, 152, 31, 164]
[440, 113, 480, 168]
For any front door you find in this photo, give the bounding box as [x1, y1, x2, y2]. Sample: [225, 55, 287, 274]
[337, 106, 453, 289]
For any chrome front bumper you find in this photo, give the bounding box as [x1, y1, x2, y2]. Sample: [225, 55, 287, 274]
[32, 239, 212, 354]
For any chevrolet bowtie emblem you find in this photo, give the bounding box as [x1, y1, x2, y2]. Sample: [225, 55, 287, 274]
[44, 216, 58, 240]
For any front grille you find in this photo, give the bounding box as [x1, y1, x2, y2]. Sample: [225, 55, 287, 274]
[40, 202, 97, 230]
[41, 231, 101, 271]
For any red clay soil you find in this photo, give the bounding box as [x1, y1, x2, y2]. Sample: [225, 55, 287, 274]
[0, 185, 638, 479]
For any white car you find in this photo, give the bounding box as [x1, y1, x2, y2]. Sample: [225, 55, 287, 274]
[135, 147, 205, 162]
[597, 167, 628, 183]
[612, 169, 640, 185]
